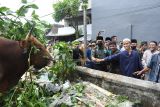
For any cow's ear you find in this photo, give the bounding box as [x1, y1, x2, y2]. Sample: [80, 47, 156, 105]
[19, 40, 28, 48]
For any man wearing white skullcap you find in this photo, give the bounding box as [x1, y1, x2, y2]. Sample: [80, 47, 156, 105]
[95, 38, 143, 78]
[120, 38, 131, 51]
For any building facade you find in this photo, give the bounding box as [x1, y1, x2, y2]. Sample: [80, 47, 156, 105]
[92, 0, 160, 41]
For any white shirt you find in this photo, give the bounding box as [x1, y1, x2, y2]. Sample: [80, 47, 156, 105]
[142, 50, 159, 67]
[120, 47, 125, 52]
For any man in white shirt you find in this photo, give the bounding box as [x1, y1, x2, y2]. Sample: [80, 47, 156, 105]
[158, 42, 160, 51]
[142, 41, 159, 80]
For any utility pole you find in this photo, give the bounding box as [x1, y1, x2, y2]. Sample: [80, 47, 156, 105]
[81, 0, 88, 62]
[130, 24, 133, 39]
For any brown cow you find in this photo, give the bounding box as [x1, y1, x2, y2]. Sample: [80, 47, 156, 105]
[0, 33, 52, 93]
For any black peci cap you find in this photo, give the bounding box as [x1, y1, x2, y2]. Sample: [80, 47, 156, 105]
[131, 39, 137, 43]
[96, 36, 103, 41]
[105, 37, 111, 41]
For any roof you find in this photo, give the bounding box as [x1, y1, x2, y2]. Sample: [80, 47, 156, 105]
[46, 27, 75, 37]
[75, 34, 91, 41]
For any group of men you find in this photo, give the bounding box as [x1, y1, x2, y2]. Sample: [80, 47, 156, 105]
[84, 35, 160, 83]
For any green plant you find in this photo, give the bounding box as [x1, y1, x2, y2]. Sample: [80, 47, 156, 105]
[105, 95, 129, 107]
[53, 0, 81, 38]
[49, 42, 76, 83]
[0, 0, 51, 43]
[116, 95, 129, 103]
[0, 81, 53, 107]
[53, 0, 80, 22]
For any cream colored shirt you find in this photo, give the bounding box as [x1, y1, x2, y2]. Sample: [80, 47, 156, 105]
[142, 50, 159, 67]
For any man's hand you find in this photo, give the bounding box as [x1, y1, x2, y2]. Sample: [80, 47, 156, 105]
[133, 71, 145, 79]
[95, 58, 105, 62]
[133, 70, 144, 76]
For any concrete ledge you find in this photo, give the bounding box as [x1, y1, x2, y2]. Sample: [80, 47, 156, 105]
[75, 66, 160, 107]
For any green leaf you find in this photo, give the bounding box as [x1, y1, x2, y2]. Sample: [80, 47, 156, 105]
[27, 4, 39, 9]
[53, 0, 80, 22]
[0, 12, 5, 16]
[16, 4, 38, 16]
[24, 100, 34, 107]
[16, 5, 28, 16]
[61, 103, 69, 107]
[0, 6, 10, 12]
[31, 10, 40, 20]
[21, 0, 27, 4]
[34, 102, 46, 107]
[82, 0, 88, 4]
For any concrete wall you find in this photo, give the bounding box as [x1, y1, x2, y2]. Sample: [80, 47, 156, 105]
[92, 0, 160, 41]
[75, 66, 160, 107]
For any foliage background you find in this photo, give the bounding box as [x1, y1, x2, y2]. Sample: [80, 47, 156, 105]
[0, 0, 51, 43]
[53, 0, 81, 38]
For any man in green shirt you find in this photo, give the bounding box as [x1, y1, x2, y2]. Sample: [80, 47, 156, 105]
[92, 36, 110, 71]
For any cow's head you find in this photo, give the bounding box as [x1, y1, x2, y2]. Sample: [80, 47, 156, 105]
[23, 33, 52, 69]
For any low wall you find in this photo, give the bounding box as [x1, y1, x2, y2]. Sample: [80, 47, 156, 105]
[75, 66, 160, 107]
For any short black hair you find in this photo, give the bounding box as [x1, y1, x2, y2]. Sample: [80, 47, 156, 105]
[150, 41, 158, 46]
[131, 39, 137, 43]
[140, 41, 148, 46]
[105, 37, 111, 41]
[109, 41, 117, 46]
[96, 36, 103, 40]
[111, 35, 117, 40]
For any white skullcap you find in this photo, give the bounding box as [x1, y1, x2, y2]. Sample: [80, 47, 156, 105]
[123, 38, 131, 43]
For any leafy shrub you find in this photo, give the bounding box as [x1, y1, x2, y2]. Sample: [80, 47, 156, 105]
[49, 42, 76, 83]
[0, 0, 51, 43]
[0, 81, 51, 107]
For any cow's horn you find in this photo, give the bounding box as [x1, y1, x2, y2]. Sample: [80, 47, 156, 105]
[26, 23, 35, 39]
